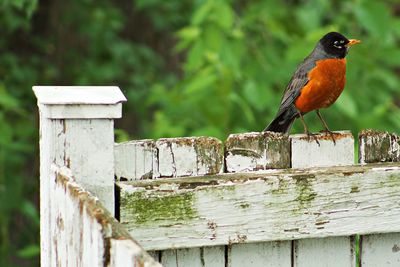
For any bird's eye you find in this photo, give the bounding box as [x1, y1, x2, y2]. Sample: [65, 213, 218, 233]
[340, 40, 345, 44]
[333, 40, 342, 49]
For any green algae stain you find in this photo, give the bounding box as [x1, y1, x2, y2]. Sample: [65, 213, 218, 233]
[238, 201, 250, 209]
[121, 191, 198, 225]
[293, 174, 317, 208]
[271, 178, 289, 195]
[350, 186, 360, 193]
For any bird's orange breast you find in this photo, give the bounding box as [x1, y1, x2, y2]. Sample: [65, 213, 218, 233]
[295, 58, 346, 113]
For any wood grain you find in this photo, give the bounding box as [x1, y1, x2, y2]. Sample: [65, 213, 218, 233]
[119, 163, 400, 250]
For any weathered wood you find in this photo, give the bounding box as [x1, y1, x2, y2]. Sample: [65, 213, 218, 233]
[114, 139, 156, 180]
[202, 246, 225, 267]
[291, 131, 354, 168]
[295, 237, 356, 267]
[118, 163, 400, 250]
[361, 233, 400, 266]
[225, 131, 290, 172]
[34, 86, 126, 265]
[154, 136, 223, 178]
[359, 129, 400, 164]
[160, 246, 225, 267]
[161, 248, 202, 267]
[34, 85, 126, 119]
[64, 119, 116, 213]
[228, 241, 291, 267]
[52, 167, 160, 267]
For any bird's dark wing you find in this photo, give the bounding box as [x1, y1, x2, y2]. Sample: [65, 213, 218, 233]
[277, 58, 317, 114]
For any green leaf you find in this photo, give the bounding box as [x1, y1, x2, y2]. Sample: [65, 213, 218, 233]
[185, 41, 205, 71]
[177, 26, 201, 41]
[184, 67, 217, 94]
[192, 1, 213, 25]
[213, 2, 234, 30]
[17, 244, 40, 258]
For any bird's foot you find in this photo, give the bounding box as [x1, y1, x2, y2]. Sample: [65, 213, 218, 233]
[319, 129, 336, 145]
[305, 131, 320, 146]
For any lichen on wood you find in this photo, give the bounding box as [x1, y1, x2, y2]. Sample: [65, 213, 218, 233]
[155, 136, 223, 178]
[224, 131, 290, 172]
[120, 190, 198, 225]
[359, 129, 400, 163]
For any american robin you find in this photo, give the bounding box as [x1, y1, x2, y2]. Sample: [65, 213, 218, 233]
[264, 32, 360, 144]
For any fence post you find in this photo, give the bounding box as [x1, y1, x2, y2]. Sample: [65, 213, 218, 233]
[33, 86, 126, 266]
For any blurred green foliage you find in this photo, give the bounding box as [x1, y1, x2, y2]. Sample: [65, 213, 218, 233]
[0, 0, 399, 265]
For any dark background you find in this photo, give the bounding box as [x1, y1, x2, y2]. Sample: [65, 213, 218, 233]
[1, 0, 399, 265]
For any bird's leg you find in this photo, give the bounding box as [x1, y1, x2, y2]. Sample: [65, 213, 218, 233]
[316, 110, 336, 145]
[298, 111, 320, 146]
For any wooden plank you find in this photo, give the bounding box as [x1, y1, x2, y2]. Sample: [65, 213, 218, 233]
[291, 131, 354, 168]
[114, 139, 156, 180]
[160, 249, 178, 267]
[361, 233, 400, 266]
[118, 163, 400, 250]
[225, 131, 290, 172]
[359, 129, 400, 163]
[63, 119, 115, 214]
[161, 246, 225, 267]
[228, 241, 291, 267]
[295, 237, 355, 267]
[154, 137, 223, 178]
[161, 248, 202, 267]
[203, 246, 225, 267]
[53, 168, 161, 267]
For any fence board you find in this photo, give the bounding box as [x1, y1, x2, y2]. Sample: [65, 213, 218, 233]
[291, 131, 354, 168]
[359, 129, 400, 163]
[225, 132, 290, 172]
[161, 246, 225, 267]
[228, 241, 291, 267]
[119, 163, 400, 250]
[295, 237, 355, 267]
[51, 167, 160, 267]
[161, 248, 202, 267]
[114, 139, 156, 180]
[361, 233, 400, 266]
[203, 246, 225, 267]
[154, 137, 223, 178]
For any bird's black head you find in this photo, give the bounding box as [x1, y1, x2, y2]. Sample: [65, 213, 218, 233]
[319, 32, 360, 58]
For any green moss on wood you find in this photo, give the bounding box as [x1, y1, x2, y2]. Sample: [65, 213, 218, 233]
[350, 186, 360, 193]
[293, 174, 317, 208]
[238, 201, 250, 209]
[194, 137, 223, 174]
[121, 191, 198, 225]
[271, 178, 289, 195]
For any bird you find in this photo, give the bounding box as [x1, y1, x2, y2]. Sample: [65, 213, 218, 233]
[264, 32, 360, 144]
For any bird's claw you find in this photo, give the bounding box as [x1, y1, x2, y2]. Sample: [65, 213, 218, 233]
[305, 131, 320, 146]
[319, 129, 337, 145]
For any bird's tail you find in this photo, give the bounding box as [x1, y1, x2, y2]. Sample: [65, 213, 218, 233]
[264, 106, 297, 134]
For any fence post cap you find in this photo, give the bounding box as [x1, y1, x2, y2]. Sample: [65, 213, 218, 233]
[32, 86, 127, 119]
[33, 86, 127, 105]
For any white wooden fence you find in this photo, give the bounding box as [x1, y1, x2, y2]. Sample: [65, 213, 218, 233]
[34, 86, 400, 266]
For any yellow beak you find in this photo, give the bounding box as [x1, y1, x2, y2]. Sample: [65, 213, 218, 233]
[346, 39, 361, 47]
